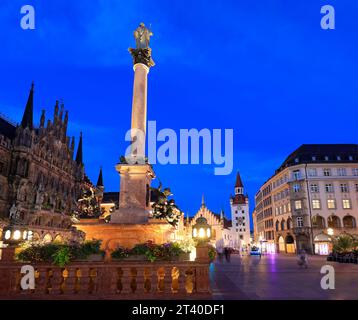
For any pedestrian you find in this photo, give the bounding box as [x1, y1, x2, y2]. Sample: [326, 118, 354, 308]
[216, 243, 224, 263]
[297, 249, 308, 269]
[224, 247, 231, 263]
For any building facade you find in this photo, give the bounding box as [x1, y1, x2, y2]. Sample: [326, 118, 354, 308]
[185, 196, 233, 248]
[230, 172, 251, 251]
[0, 83, 93, 243]
[254, 144, 358, 254]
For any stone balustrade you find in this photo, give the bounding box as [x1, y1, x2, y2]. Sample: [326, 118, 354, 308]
[0, 260, 211, 299]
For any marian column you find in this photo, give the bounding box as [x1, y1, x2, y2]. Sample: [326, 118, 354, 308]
[111, 23, 155, 224]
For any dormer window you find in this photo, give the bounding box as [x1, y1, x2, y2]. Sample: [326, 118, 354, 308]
[337, 156, 341, 161]
[294, 158, 299, 163]
[312, 156, 316, 161]
[324, 156, 329, 161]
[349, 156, 353, 161]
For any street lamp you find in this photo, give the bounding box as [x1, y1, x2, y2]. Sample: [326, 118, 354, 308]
[192, 216, 211, 243]
[192, 216, 211, 262]
[327, 228, 334, 236]
[1, 225, 32, 262]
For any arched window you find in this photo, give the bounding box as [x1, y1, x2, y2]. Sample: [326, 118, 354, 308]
[275, 220, 280, 231]
[281, 220, 286, 231]
[343, 215, 356, 228]
[287, 218, 292, 230]
[328, 215, 341, 228]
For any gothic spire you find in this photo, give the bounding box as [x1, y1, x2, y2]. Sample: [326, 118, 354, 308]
[201, 194, 206, 208]
[96, 167, 104, 187]
[75, 132, 83, 165]
[21, 81, 34, 130]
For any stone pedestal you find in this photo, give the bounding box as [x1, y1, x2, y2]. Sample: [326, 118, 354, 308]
[75, 219, 175, 252]
[196, 243, 210, 263]
[0, 246, 15, 262]
[110, 163, 155, 224]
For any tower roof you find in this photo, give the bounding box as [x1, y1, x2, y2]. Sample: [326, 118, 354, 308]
[235, 171, 244, 188]
[96, 167, 104, 187]
[75, 132, 83, 165]
[21, 82, 34, 130]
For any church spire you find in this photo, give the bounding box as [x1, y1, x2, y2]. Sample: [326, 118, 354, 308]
[21, 81, 34, 130]
[235, 171, 244, 195]
[96, 167, 104, 187]
[201, 194, 206, 208]
[75, 132, 83, 165]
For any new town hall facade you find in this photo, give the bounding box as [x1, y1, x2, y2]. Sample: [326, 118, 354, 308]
[0, 83, 101, 243]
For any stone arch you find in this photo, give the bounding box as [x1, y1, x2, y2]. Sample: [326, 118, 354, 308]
[53, 234, 63, 243]
[343, 215, 356, 228]
[32, 232, 40, 241]
[312, 215, 325, 229]
[285, 234, 296, 254]
[43, 233, 53, 243]
[327, 215, 341, 228]
[278, 236, 285, 252]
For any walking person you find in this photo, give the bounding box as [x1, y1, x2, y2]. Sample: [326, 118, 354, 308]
[216, 241, 224, 263]
[297, 249, 308, 269]
[224, 247, 232, 263]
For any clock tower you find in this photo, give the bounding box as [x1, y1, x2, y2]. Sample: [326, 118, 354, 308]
[230, 171, 250, 251]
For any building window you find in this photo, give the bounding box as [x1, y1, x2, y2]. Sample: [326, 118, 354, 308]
[340, 184, 349, 193]
[327, 199, 336, 209]
[349, 156, 353, 161]
[293, 170, 301, 180]
[310, 184, 319, 193]
[293, 184, 301, 192]
[325, 184, 334, 193]
[323, 169, 331, 176]
[288, 203, 291, 212]
[308, 168, 317, 177]
[312, 156, 316, 161]
[337, 156, 341, 161]
[295, 200, 302, 210]
[297, 216, 304, 227]
[337, 168, 347, 176]
[324, 156, 329, 161]
[312, 199, 321, 209]
[352, 168, 358, 176]
[342, 199, 351, 209]
[356, 184, 358, 192]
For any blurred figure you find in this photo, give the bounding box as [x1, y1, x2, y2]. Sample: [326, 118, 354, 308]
[216, 240, 224, 263]
[224, 247, 232, 262]
[298, 249, 308, 268]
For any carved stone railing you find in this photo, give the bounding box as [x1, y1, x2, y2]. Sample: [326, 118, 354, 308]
[0, 260, 211, 299]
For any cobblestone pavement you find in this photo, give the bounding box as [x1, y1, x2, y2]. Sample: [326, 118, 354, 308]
[210, 253, 358, 300]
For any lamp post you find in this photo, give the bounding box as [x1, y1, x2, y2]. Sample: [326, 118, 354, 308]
[192, 216, 211, 262]
[1, 225, 32, 262]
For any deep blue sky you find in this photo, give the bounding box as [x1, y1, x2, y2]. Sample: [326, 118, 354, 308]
[1, 1, 357, 228]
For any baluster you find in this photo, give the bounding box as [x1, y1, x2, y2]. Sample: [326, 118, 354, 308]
[63, 267, 76, 295]
[150, 267, 158, 294]
[163, 267, 173, 294]
[120, 267, 132, 294]
[78, 267, 90, 295]
[90, 268, 98, 294]
[135, 267, 145, 294]
[177, 267, 187, 295]
[50, 268, 63, 295]
[35, 267, 48, 295]
[195, 266, 210, 294]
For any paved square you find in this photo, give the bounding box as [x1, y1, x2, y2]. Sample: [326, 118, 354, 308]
[210, 254, 358, 300]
